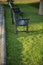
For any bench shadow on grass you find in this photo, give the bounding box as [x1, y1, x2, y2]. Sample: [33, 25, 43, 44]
[28, 29, 43, 35]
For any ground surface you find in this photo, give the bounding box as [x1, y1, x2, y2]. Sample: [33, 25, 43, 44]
[0, 4, 3, 65]
[0, 0, 40, 4]
[5, 3, 43, 65]
[0, 4, 6, 65]
[15, 0, 40, 3]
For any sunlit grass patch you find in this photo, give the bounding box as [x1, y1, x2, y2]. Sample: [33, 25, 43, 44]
[29, 22, 43, 31]
[17, 34, 43, 65]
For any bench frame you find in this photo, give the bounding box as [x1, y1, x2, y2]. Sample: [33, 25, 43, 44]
[8, 1, 30, 33]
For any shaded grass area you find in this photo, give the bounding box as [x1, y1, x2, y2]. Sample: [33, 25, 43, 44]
[4, 3, 43, 65]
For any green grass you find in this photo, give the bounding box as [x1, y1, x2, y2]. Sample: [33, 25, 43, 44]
[4, 3, 43, 65]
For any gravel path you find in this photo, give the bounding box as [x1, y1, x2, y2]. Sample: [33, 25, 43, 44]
[0, 4, 6, 65]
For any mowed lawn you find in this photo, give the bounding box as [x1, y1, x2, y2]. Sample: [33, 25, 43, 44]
[4, 3, 43, 65]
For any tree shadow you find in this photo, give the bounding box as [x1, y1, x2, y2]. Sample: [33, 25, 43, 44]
[6, 38, 24, 65]
[28, 2, 40, 9]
